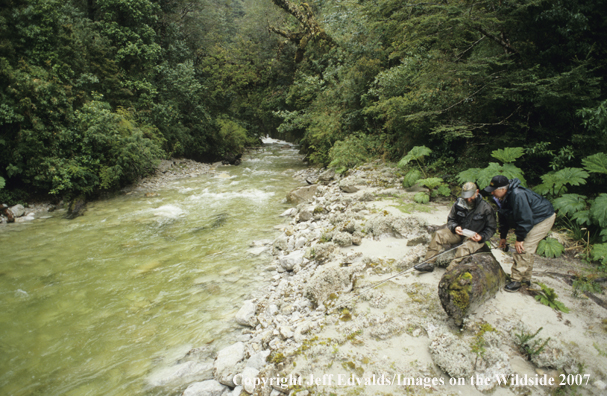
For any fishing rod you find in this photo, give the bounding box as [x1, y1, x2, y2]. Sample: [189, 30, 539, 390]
[327, 239, 503, 315]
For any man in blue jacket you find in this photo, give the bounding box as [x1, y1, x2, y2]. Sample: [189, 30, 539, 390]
[484, 175, 556, 292]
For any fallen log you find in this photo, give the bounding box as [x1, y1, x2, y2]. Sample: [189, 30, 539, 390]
[438, 252, 506, 326]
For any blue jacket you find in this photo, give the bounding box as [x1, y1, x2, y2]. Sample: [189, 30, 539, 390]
[495, 178, 554, 242]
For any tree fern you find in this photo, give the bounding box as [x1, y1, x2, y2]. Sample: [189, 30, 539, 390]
[582, 153, 607, 174]
[491, 147, 525, 164]
[590, 194, 607, 228]
[552, 194, 587, 217]
[537, 238, 564, 258]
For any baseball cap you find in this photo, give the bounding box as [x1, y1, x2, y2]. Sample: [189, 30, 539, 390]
[484, 175, 509, 192]
[461, 182, 477, 198]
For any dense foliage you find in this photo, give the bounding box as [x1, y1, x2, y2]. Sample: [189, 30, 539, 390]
[1, 0, 606, 214]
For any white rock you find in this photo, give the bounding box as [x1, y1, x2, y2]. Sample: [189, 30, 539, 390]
[240, 366, 260, 394]
[279, 208, 296, 217]
[183, 379, 230, 396]
[279, 326, 294, 339]
[279, 250, 305, 271]
[147, 361, 213, 386]
[9, 204, 25, 217]
[235, 300, 258, 327]
[214, 342, 245, 386]
[246, 350, 271, 370]
[594, 380, 606, 390]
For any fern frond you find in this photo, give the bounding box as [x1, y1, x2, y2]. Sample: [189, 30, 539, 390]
[582, 153, 607, 174]
[590, 194, 607, 228]
[491, 147, 525, 163]
[552, 194, 587, 217]
[0, 176, 4, 190]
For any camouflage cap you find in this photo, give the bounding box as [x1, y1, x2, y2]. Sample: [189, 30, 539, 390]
[461, 182, 478, 198]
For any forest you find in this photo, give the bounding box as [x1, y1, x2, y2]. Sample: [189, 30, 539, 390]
[1, 0, 606, 260]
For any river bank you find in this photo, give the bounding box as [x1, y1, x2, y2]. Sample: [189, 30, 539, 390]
[177, 160, 607, 396]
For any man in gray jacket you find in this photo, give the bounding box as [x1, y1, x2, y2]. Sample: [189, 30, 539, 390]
[484, 175, 556, 292]
[415, 182, 497, 272]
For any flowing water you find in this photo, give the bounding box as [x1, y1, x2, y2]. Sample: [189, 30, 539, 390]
[0, 140, 306, 395]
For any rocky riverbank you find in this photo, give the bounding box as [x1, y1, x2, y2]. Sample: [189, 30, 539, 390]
[175, 161, 607, 396]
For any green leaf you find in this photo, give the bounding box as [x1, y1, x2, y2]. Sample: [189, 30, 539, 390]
[397, 146, 432, 168]
[553, 194, 588, 217]
[402, 169, 421, 188]
[437, 184, 451, 197]
[414, 192, 430, 204]
[491, 147, 525, 163]
[582, 153, 607, 174]
[457, 168, 482, 185]
[590, 194, 607, 228]
[572, 210, 592, 226]
[601, 228, 607, 243]
[416, 177, 443, 189]
[591, 243, 607, 265]
[537, 238, 564, 258]
[0, 176, 4, 190]
[553, 167, 589, 187]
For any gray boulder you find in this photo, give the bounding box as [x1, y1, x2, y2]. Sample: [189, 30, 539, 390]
[213, 342, 245, 386]
[429, 332, 475, 378]
[240, 366, 260, 394]
[286, 185, 318, 204]
[305, 265, 354, 307]
[235, 300, 257, 327]
[279, 250, 305, 271]
[339, 179, 360, 193]
[246, 350, 271, 370]
[297, 207, 313, 222]
[183, 380, 230, 396]
[9, 204, 25, 217]
[147, 361, 212, 387]
[366, 213, 426, 239]
[333, 232, 352, 247]
[318, 169, 336, 184]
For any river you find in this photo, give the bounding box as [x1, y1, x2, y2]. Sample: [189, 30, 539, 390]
[0, 139, 306, 395]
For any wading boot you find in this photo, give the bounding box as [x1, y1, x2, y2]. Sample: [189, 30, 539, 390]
[414, 262, 435, 273]
[504, 280, 530, 292]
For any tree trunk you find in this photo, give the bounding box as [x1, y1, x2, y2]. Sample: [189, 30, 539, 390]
[438, 252, 506, 326]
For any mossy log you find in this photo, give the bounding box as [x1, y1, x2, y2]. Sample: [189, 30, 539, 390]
[438, 252, 506, 326]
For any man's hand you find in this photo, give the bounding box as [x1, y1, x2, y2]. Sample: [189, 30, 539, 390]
[471, 233, 482, 242]
[498, 239, 507, 249]
[455, 226, 463, 236]
[515, 241, 525, 254]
